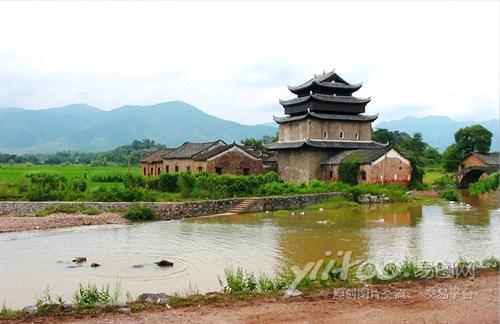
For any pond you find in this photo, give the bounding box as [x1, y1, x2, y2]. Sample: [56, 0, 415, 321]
[0, 192, 498, 308]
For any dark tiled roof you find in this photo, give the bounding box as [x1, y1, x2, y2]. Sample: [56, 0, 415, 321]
[287, 70, 362, 92]
[279, 94, 370, 107]
[164, 140, 225, 159]
[141, 148, 175, 163]
[322, 148, 392, 165]
[473, 152, 499, 166]
[192, 143, 259, 161]
[265, 139, 388, 150]
[273, 111, 378, 123]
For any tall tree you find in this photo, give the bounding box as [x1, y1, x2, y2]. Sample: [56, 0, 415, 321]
[454, 125, 492, 155]
[442, 125, 492, 172]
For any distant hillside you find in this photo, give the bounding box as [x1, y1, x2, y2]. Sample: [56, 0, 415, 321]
[376, 116, 499, 152]
[0, 101, 276, 153]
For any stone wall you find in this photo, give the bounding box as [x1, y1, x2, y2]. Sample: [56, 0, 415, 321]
[0, 192, 344, 219]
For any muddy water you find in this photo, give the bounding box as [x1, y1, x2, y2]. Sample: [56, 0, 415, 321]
[0, 192, 498, 308]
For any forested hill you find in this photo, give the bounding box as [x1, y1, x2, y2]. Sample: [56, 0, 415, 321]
[0, 101, 276, 153]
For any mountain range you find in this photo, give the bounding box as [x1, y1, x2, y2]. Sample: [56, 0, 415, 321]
[0, 101, 277, 153]
[376, 116, 499, 152]
[0, 101, 498, 154]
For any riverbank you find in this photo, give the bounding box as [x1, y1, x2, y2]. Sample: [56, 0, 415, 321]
[6, 270, 498, 323]
[0, 212, 125, 233]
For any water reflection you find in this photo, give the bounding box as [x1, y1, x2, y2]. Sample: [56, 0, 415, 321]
[0, 193, 498, 308]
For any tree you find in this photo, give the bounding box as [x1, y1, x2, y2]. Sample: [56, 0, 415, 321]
[442, 144, 462, 172]
[373, 128, 395, 145]
[241, 138, 264, 150]
[454, 125, 492, 155]
[442, 125, 493, 172]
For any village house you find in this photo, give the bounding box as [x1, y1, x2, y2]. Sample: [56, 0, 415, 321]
[457, 152, 499, 187]
[266, 70, 412, 184]
[459, 152, 499, 171]
[140, 148, 175, 176]
[322, 147, 412, 185]
[141, 140, 264, 176]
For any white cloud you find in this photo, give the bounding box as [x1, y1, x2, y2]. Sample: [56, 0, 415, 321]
[0, 1, 498, 124]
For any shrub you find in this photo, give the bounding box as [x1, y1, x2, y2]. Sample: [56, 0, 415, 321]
[88, 186, 153, 202]
[433, 175, 455, 189]
[90, 173, 126, 183]
[123, 204, 157, 221]
[440, 188, 460, 201]
[73, 283, 111, 309]
[469, 172, 499, 196]
[178, 172, 196, 198]
[70, 177, 87, 193]
[158, 173, 179, 192]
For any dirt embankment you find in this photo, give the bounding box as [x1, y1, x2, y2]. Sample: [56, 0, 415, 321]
[0, 213, 125, 233]
[23, 270, 499, 324]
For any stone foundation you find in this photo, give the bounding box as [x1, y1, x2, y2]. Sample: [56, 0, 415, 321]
[0, 192, 345, 220]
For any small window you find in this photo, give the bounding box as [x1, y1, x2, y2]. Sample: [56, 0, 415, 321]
[175, 166, 179, 172]
[355, 132, 359, 140]
[216, 167, 223, 175]
[323, 131, 328, 139]
[166, 165, 169, 173]
[186, 166, 191, 172]
[198, 167, 203, 172]
[339, 131, 344, 139]
[243, 168, 250, 175]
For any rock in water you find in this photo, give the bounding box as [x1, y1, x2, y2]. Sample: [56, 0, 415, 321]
[91, 263, 100, 268]
[155, 260, 174, 267]
[72, 257, 87, 263]
[132, 264, 144, 268]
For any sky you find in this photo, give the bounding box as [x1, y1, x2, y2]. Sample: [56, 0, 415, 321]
[0, 1, 498, 125]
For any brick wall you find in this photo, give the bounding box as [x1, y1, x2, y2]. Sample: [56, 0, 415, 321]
[206, 151, 264, 175]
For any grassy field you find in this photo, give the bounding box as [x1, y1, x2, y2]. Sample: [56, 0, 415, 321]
[423, 167, 451, 185]
[0, 164, 141, 189]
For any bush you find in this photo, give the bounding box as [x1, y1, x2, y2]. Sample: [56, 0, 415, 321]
[88, 186, 154, 202]
[158, 173, 179, 192]
[90, 173, 126, 183]
[433, 175, 455, 189]
[70, 177, 87, 193]
[178, 172, 196, 198]
[440, 189, 460, 201]
[123, 204, 157, 221]
[469, 172, 499, 196]
[73, 283, 111, 309]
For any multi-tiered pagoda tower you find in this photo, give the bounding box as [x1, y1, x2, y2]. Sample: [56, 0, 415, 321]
[266, 70, 388, 183]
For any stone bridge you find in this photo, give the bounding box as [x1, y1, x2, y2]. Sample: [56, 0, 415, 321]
[456, 165, 498, 188]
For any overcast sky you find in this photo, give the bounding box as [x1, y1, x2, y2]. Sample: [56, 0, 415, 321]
[0, 1, 498, 125]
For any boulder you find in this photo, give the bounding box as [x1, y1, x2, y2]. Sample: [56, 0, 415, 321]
[137, 293, 171, 304]
[72, 257, 86, 263]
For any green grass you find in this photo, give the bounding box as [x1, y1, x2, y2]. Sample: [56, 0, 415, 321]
[0, 164, 139, 190]
[423, 167, 453, 186]
[34, 204, 101, 217]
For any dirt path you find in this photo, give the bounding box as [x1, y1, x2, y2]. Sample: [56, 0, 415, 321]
[0, 213, 125, 233]
[31, 271, 498, 324]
